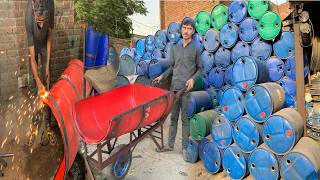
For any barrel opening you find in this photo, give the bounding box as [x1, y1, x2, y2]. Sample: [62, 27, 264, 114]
[235, 126, 240, 131]
[240, 4, 245, 8]
[240, 58, 245, 64]
[212, 19, 215, 23]
[279, 66, 283, 70]
[228, 25, 232, 29]
[236, 153, 240, 158]
[216, 38, 219, 42]
[224, 40, 228, 45]
[251, 90, 255, 96]
[251, 139, 256, 144]
[263, 1, 267, 5]
[260, 24, 264, 29]
[249, 6, 253, 10]
[288, 49, 292, 53]
[223, 12, 227, 16]
[279, 82, 283, 86]
[286, 159, 291, 164]
[227, 168, 231, 173]
[251, 163, 256, 168]
[240, 30, 243, 34]
[230, 14, 234, 19]
[204, 38, 207, 42]
[206, 22, 210, 27]
[242, 44, 246, 48]
[275, 23, 279, 28]
[237, 97, 242, 102]
[215, 161, 218, 166]
[287, 68, 291, 72]
[271, 166, 276, 171]
[218, 119, 221, 123]
[266, 134, 270, 139]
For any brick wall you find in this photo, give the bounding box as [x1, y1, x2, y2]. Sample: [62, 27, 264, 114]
[160, 0, 219, 30]
[0, 0, 83, 100]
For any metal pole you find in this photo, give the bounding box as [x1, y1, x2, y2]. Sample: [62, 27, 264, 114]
[294, 23, 307, 136]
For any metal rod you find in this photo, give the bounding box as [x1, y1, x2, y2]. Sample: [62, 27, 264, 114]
[0, 154, 14, 158]
[294, 23, 307, 136]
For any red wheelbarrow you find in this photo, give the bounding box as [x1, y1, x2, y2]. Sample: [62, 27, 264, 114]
[74, 84, 174, 178]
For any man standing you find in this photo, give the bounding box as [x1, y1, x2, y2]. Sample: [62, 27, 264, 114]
[25, 0, 55, 146]
[154, 17, 201, 160]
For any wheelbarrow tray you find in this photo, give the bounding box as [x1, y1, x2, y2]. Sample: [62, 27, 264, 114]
[74, 84, 174, 144]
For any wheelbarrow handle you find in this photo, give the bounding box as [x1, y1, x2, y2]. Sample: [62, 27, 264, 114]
[174, 86, 188, 103]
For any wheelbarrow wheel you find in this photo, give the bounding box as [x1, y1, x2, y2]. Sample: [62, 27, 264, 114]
[108, 144, 132, 179]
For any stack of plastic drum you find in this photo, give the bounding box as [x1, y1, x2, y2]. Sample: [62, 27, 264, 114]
[110, 1, 316, 178]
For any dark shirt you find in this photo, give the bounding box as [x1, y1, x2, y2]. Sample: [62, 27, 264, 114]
[25, 0, 54, 48]
[162, 40, 201, 91]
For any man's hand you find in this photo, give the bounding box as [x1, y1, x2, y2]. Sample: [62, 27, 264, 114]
[153, 75, 163, 84]
[185, 78, 194, 92]
[37, 81, 46, 97]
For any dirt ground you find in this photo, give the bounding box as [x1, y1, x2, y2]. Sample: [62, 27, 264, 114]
[0, 88, 254, 180]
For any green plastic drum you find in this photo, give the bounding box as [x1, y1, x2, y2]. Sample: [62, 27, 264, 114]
[192, 74, 204, 91]
[258, 11, 282, 40]
[210, 4, 228, 30]
[248, 0, 269, 19]
[190, 110, 219, 141]
[195, 11, 211, 36]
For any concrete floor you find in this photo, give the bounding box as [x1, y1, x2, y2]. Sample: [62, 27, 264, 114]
[0, 88, 254, 180]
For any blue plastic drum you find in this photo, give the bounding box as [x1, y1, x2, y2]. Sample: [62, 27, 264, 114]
[280, 137, 320, 180]
[222, 144, 249, 180]
[208, 67, 225, 89]
[262, 108, 304, 155]
[249, 143, 280, 180]
[266, 57, 284, 82]
[211, 115, 233, 149]
[136, 60, 149, 76]
[164, 42, 173, 59]
[108, 46, 117, 65]
[120, 47, 128, 58]
[273, 31, 294, 59]
[284, 56, 309, 80]
[167, 22, 181, 43]
[148, 59, 162, 79]
[239, 18, 258, 43]
[284, 93, 296, 108]
[228, 0, 247, 24]
[250, 37, 272, 61]
[232, 56, 269, 91]
[220, 87, 244, 122]
[214, 47, 231, 68]
[118, 54, 136, 76]
[199, 138, 222, 174]
[245, 83, 285, 123]
[151, 49, 163, 59]
[185, 136, 199, 163]
[220, 23, 239, 48]
[186, 91, 213, 118]
[116, 75, 130, 87]
[205, 87, 219, 108]
[193, 33, 204, 53]
[204, 29, 220, 53]
[231, 41, 250, 63]
[278, 76, 296, 96]
[200, 51, 215, 74]
[95, 33, 109, 66]
[142, 52, 152, 61]
[136, 39, 146, 57]
[233, 116, 262, 153]
[155, 30, 167, 50]
[85, 26, 100, 68]
[224, 65, 233, 85]
[145, 35, 156, 53]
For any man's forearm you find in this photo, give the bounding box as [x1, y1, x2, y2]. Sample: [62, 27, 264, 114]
[46, 28, 52, 67]
[29, 46, 41, 84]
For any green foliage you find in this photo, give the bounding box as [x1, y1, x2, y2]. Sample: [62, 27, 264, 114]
[75, 0, 147, 38]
